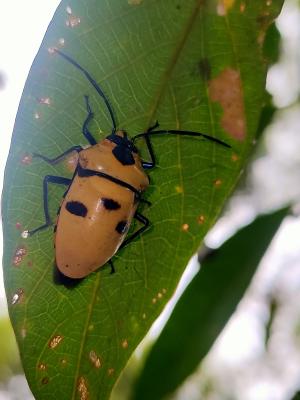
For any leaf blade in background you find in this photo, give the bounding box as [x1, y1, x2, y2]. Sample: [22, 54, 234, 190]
[132, 208, 289, 400]
[2, 1, 284, 399]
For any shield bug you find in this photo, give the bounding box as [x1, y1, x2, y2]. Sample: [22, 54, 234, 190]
[27, 50, 230, 281]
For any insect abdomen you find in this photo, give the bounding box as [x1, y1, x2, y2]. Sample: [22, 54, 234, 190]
[55, 175, 137, 278]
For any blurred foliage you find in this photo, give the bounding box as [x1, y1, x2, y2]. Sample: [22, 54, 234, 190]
[0, 317, 22, 382]
[131, 208, 289, 399]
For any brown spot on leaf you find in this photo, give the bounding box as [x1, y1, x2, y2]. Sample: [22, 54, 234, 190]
[197, 215, 206, 224]
[11, 289, 24, 305]
[77, 376, 89, 400]
[89, 351, 101, 368]
[41, 377, 49, 385]
[128, 0, 143, 4]
[13, 247, 27, 266]
[48, 335, 63, 349]
[66, 13, 81, 27]
[214, 179, 222, 187]
[121, 339, 128, 349]
[231, 153, 239, 162]
[182, 223, 189, 232]
[208, 68, 246, 141]
[38, 97, 51, 106]
[38, 363, 47, 371]
[21, 154, 32, 165]
[240, 2, 246, 12]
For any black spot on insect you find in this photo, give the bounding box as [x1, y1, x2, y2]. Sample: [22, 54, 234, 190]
[56, 206, 61, 215]
[102, 198, 121, 210]
[198, 58, 211, 81]
[53, 225, 57, 233]
[112, 146, 135, 165]
[116, 220, 128, 234]
[65, 201, 88, 217]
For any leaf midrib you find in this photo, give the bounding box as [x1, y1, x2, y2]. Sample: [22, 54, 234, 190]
[146, 0, 204, 127]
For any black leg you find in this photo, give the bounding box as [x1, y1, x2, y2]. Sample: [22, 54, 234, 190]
[54, 49, 117, 135]
[82, 95, 97, 145]
[139, 198, 152, 207]
[33, 146, 82, 165]
[135, 121, 160, 170]
[120, 211, 150, 249]
[28, 175, 72, 236]
[108, 259, 115, 274]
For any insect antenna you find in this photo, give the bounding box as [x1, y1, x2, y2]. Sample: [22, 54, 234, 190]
[54, 49, 117, 134]
[133, 129, 231, 148]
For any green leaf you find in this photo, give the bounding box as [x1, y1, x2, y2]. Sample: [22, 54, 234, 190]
[2, 1, 284, 399]
[132, 208, 289, 400]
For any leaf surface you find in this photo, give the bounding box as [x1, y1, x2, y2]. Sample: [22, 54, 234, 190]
[2, 1, 283, 399]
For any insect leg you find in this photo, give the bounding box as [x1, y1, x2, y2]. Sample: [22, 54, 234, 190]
[28, 175, 71, 236]
[133, 121, 160, 170]
[82, 95, 97, 145]
[120, 212, 150, 249]
[108, 259, 116, 275]
[33, 146, 83, 165]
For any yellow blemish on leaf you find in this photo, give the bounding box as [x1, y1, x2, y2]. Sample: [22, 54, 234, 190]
[208, 68, 246, 141]
[48, 335, 63, 349]
[175, 185, 184, 194]
[77, 376, 89, 400]
[231, 153, 239, 162]
[89, 351, 101, 368]
[108, 368, 115, 376]
[122, 339, 128, 349]
[217, 0, 235, 16]
[128, 0, 143, 5]
[240, 3, 246, 12]
[214, 179, 222, 187]
[197, 215, 206, 224]
[182, 223, 189, 232]
[38, 363, 47, 371]
[20, 327, 27, 339]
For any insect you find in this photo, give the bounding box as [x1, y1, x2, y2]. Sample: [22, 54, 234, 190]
[27, 49, 230, 281]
